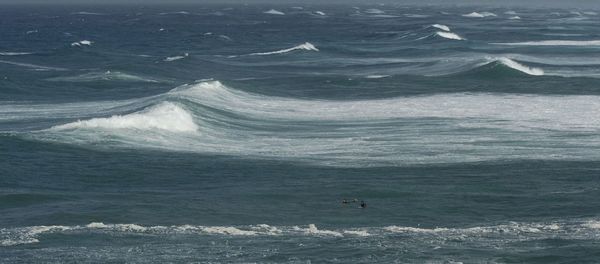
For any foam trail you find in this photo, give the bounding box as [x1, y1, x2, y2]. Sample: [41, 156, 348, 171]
[264, 9, 285, 15]
[249, 42, 319, 56]
[436, 31, 464, 40]
[431, 24, 450, 31]
[494, 40, 600, 46]
[51, 102, 198, 133]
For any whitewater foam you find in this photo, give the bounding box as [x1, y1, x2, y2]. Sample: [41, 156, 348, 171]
[314, 11, 326, 16]
[0, 52, 32, 56]
[51, 102, 198, 133]
[436, 31, 464, 40]
[249, 42, 319, 56]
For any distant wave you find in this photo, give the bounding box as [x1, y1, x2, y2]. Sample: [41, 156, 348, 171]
[462, 12, 497, 18]
[314, 11, 326, 16]
[249, 42, 318, 56]
[365, 9, 385, 14]
[508, 16, 521, 20]
[264, 9, 285, 15]
[435, 31, 464, 40]
[46, 71, 161, 83]
[0, 60, 66, 71]
[164, 53, 189, 62]
[494, 40, 600, 46]
[71, 40, 93, 47]
[159, 11, 190, 15]
[0, 52, 32, 56]
[71, 11, 105, 16]
[3, 218, 600, 246]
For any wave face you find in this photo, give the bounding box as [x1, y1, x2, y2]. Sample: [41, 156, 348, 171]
[19, 80, 600, 167]
[249, 42, 319, 56]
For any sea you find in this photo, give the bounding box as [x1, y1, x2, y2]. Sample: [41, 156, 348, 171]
[2, 3, 600, 263]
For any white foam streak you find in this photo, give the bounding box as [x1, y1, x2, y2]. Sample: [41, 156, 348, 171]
[431, 24, 450, 31]
[164, 53, 189, 62]
[0, 52, 32, 56]
[436, 31, 464, 40]
[462, 12, 496, 18]
[71, 40, 93, 47]
[249, 42, 319, 56]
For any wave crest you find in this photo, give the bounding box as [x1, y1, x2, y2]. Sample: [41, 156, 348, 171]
[249, 42, 319, 56]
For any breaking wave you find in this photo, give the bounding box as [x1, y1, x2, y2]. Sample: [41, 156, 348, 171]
[431, 24, 450, 31]
[11, 80, 600, 166]
[264, 9, 285, 15]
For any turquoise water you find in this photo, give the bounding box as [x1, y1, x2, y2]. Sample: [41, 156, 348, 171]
[2, 4, 600, 263]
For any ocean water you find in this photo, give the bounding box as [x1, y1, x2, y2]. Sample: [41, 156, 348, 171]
[2, 4, 600, 263]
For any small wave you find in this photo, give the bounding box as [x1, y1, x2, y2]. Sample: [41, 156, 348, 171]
[249, 42, 318, 56]
[71, 40, 93, 47]
[365, 75, 390, 79]
[431, 24, 450, 31]
[164, 53, 189, 62]
[493, 57, 544, 76]
[508, 16, 521, 20]
[264, 9, 285, 15]
[462, 12, 497, 18]
[494, 40, 600, 46]
[0, 52, 32, 56]
[26, 30, 38, 34]
[314, 11, 326, 16]
[46, 71, 161, 83]
[505, 11, 517, 15]
[436, 31, 464, 40]
[51, 102, 198, 133]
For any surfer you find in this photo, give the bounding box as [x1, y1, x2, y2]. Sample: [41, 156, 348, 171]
[360, 200, 367, 208]
[342, 198, 348, 204]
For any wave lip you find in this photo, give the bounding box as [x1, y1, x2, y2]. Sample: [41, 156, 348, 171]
[494, 57, 544, 76]
[494, 40, 600, 46]
[51, 102, 198, 133]
[249, 42, 319, 56]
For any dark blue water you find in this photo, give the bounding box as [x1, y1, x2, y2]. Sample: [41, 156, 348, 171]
[2, 4, 600, 263]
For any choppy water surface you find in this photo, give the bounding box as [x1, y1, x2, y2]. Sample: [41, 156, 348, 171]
[2, 4, 600, 263]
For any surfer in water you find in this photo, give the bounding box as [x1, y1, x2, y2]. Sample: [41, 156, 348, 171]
[360, 200, 367, 208]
